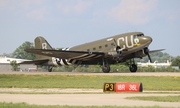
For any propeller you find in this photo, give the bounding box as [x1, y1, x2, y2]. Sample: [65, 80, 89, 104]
[116, 46, 121, 58]
[147, 53, 152, 63]
[144, 47, 152, 63]
[113, 39, 122, 59]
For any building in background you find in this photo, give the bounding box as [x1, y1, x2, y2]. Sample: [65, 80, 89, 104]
[137, 60, 171, 68]
[0, 56, 36, 71]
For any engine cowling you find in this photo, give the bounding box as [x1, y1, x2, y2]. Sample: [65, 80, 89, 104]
[107, 46, 122, 57]
[134, 50, 146, 58]
[108, 52, 119, 57]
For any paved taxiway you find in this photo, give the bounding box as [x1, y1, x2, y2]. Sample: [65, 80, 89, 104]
[0, 71, 180, 107]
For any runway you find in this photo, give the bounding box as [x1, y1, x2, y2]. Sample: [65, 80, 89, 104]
[0, 93, 179, 107]
[0, 71, 180, 107]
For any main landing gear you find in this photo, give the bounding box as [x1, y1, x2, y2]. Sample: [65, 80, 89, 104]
[129, 59, 137, 73]
[102, 59, 110, 73]
[101, 58, 137, 73]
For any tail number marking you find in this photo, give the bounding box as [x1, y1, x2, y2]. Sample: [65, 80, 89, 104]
[42, 43, 47, 49]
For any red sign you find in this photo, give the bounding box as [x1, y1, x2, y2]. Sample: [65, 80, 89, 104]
[115, 82, 143, 92]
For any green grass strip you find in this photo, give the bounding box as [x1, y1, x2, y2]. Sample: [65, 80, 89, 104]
[0, 102, 163, 108]
[0, 74, 179, 90]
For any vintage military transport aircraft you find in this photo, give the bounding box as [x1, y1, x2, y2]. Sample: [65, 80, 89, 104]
[20, 32, 163, 73]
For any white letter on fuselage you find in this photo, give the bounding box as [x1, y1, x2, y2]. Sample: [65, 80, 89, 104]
[117, 37, 125, 49]
[125, 35, 134, 48]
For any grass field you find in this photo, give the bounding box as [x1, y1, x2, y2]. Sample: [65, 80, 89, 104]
[0, 74, 179, 90]
[0, 74, 179, 108]
[0, 102, 163, 108]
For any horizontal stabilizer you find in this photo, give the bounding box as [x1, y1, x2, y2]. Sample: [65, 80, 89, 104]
[18, 59, 49, 65]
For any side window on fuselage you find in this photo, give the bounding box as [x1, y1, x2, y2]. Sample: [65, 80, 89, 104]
[111, 43, 114, 46]
[99, 46, 102, 49]
[93, 47, 96, 51]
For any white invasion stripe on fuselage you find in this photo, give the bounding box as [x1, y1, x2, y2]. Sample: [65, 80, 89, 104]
[66, 59, 72, 65]
[52, 57, 58, 66]
[61, 59, 72, 66]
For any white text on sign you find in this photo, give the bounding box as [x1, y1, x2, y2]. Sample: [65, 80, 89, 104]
[117, 84, 125, 90]
[117, 84, 138, 91]
[129, 84, 137, 91]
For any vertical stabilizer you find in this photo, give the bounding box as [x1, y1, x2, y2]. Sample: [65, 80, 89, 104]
[34, 36, 53, 60]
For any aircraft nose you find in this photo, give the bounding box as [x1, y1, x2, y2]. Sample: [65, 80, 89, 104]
[141, 36, 152, 44]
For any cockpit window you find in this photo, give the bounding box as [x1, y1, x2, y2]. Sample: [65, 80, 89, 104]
[133, 33, 144, 39]
[133, 35, 137, 39]
[137, 34, 144, 37]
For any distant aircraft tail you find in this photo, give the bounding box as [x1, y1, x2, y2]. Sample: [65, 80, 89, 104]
[34, 36, 53, 60]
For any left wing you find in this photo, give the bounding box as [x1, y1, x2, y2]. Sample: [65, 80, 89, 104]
[25, 49, 105, 61]
[18, 59, 49, 65]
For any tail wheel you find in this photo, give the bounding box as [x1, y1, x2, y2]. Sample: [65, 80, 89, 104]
[48, 66, 53, 72]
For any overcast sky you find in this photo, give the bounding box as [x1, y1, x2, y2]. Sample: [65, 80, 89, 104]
[0, 0, 180, 56]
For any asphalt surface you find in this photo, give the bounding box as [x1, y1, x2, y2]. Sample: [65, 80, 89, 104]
[0, 71, 180, 107]
[0, 94, 179, 107]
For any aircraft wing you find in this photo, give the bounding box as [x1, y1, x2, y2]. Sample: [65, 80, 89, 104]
[18, 59, 49, 65]
[25, 49, 105, 61]
[149, 49, 165, 53]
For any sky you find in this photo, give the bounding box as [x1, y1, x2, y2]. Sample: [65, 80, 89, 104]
[0, 0, 180, 56]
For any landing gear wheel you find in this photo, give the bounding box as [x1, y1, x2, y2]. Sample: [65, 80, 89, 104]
[102, 58, 110, 73]
[102, 64, 110, 73]
[129, 64, 137, 73]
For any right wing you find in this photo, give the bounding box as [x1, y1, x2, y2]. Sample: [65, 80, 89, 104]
[149, 49, 165, 53]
